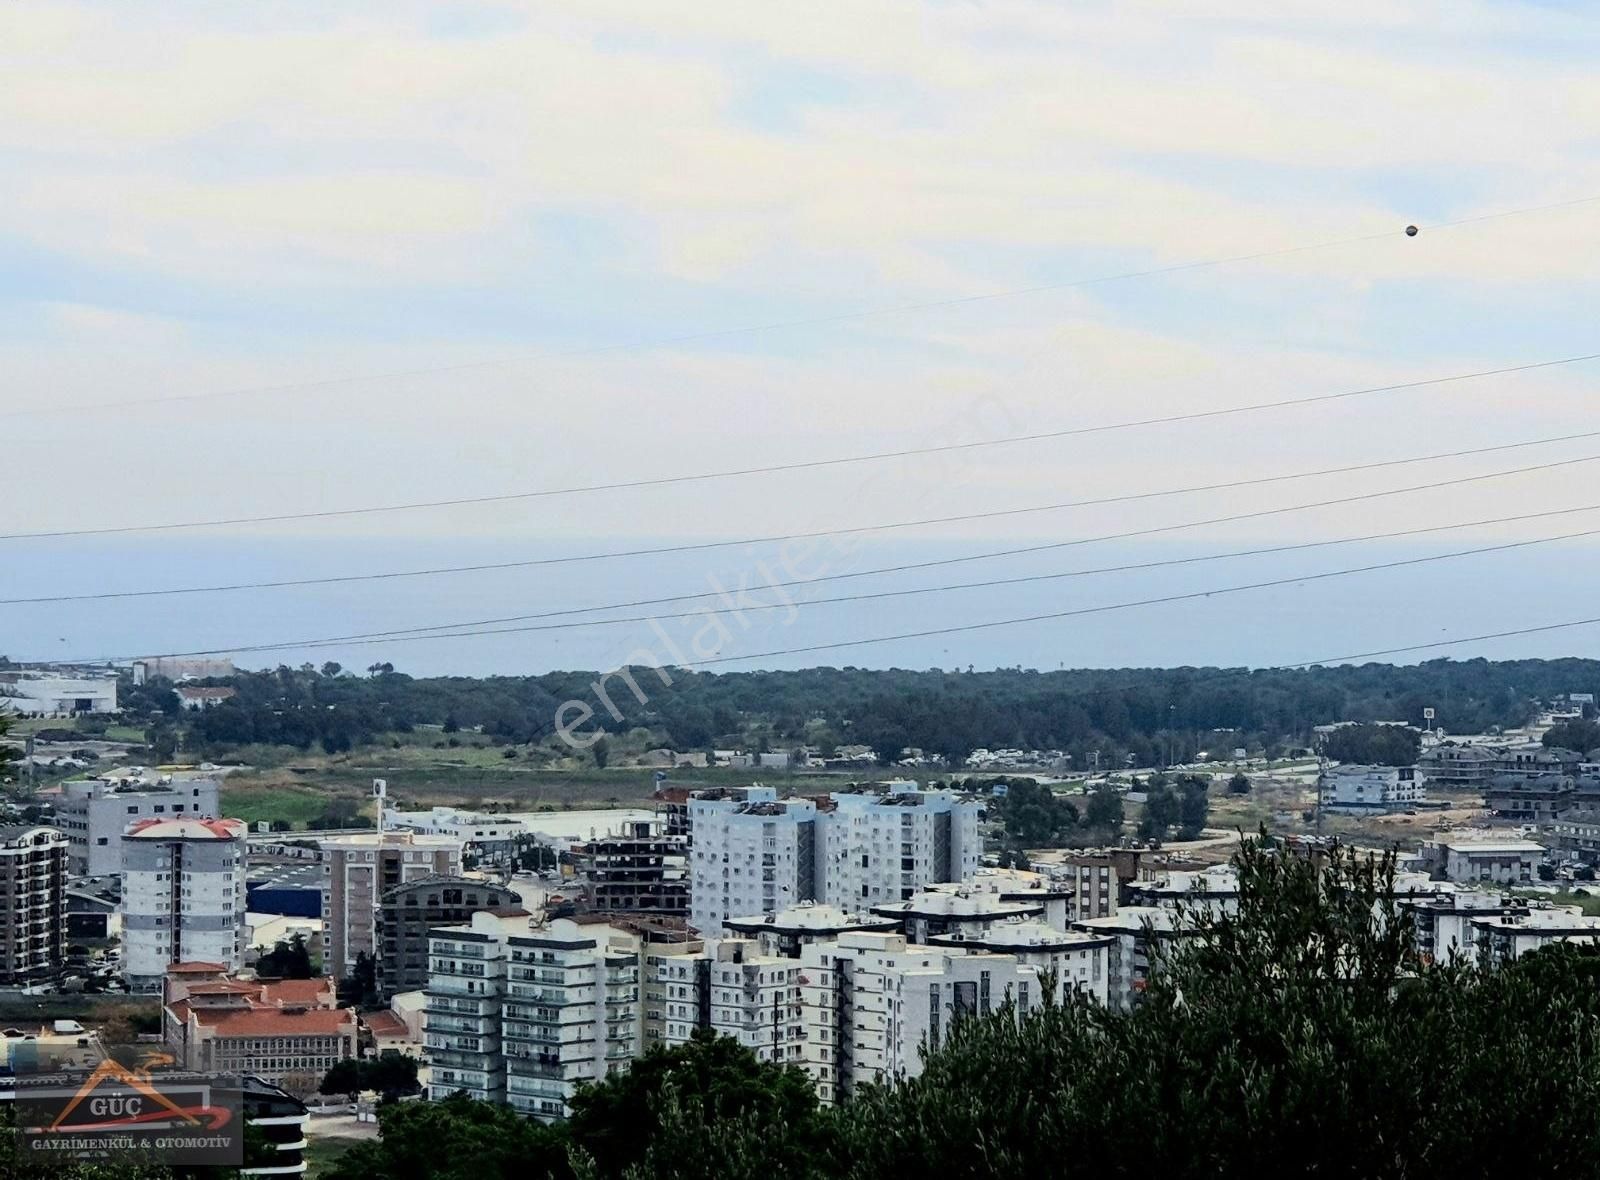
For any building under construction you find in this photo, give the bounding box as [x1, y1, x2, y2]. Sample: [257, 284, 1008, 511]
[575, 820, 689, 916]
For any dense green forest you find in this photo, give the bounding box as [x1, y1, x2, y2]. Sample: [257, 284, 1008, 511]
[96, 656, 1600, 766]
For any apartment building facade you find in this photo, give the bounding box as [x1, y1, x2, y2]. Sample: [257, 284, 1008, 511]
[575, 820, 689, 916]
[376, 874, 521, 999]
[686, 784, 983, 935]
[823, 786, 982, 909]
[0, 825, 68, 983]
[121, 817, 247, 990]
[655, 937, 805, 1066]
[797, 930, 1038, 1105]
[688, 788, 820, 934]
[1318, 765, 1425, 814]
[56, 776, 221, 876]
[425, 913, 643, 1121]
[321, 830, 462, 982]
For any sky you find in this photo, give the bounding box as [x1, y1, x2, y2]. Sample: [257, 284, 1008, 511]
[6, 1, 1600, 677]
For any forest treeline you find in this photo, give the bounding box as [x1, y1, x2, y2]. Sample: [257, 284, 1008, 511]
[99, 656, 1598, 766]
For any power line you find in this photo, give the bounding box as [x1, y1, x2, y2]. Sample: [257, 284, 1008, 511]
[1299, 617, 1600, 667]
[8, 441, 1599, 606]
[77, 518, 1600, 663]
[7, 191, 1599, 423]
[8, 352, 1600, 544]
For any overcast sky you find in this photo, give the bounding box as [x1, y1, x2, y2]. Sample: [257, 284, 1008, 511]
[6, 2, 1600, 674]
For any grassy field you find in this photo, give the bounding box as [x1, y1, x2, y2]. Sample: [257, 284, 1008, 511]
[304, 1135, 369, 1177]
[218, 753, 858, 828]
[0, 994, 161, 1041]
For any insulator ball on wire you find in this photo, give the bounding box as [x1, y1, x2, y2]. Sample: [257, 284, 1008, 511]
[1405, 225, 1419, 237]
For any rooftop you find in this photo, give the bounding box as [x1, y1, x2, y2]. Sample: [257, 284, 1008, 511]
[125, 817, 245, 841]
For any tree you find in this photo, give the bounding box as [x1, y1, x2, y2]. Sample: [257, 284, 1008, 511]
[1544, 717, 1600, 754]
[592, 735, 610, 770]
[836, 835, 1600, 1178]
[145, 723, 178, 763]
[1321, 723, 1421, 767]
[320, 1052, 420, 1102]
[339, 952, 379, 1008]
[1176, 774, 1209, 838]
[1083, 785, 1124, 831]
[327, 1092, 570, 1180]
[442, 714, 460, 735]
[1227, 771, 1251, 795]
[992, 780, 1078, 847]
[0, 710, 16, 783]
[565, 1029, 827, 1178]
[321, 662, 344, 678]
[1138, 776, 1180, 840]
[256, 933, 314, 980]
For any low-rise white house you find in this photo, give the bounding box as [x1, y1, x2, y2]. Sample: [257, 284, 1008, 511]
[1423, 836, 1545, 884]
[1319, 765, 1425, 814]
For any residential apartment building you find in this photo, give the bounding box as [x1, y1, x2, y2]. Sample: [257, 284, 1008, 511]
[162, 965, 356, 1096]
[0, 825, 68, 983]
[724, 902, 899, 959]
[320, 830, 462, 982]
[686, 784, 983, 935]
[1421, 742, 1582, 788]
[1318, 765, 1425, 815]
[574, 820, 689, 916]
[425, 914, 642, 1121]
[797, 930, 1038, 1105]
[1072, 906, 1192, 1010]
[1469, 907, 1600, 965]
[1398, 889, 1518, 965]
[1420, 836, 1544, 884]
[376, 874, 521, 999]
[870, 885, 1045, 944]
[822, 785, 982, 909]
[656, 938, 805, 1065]
[121, 818, 247, 991]
[1486, 773, 1597, 822]
[1542, 809, 1600, 862]
[928, 921, 1114, 1006]
[56, 776, 221, 876]
[688, 788, 820, 934]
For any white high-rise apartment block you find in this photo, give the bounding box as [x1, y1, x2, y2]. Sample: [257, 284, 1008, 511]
[120, 818, 247, 990]
[688, 788, 819, 935]
[823, 784, 982, 909]
[655, 938, 805, 1065]
[687, 784, 983, 934]
[798, 930, 1038, 1105]
[425, 913, 642, 1121]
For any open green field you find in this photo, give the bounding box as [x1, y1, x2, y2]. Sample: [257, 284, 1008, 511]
[304, 1135, 368, 1177]
[219, 752, 860, 828]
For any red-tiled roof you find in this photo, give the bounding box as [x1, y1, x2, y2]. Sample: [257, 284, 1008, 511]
[204, 1008, 355, 1037]
[126, 817, 245, 840]
[261, 979, 334, 1006]
[363, 1012, 410, 1038]
[185, 981, 262, 996]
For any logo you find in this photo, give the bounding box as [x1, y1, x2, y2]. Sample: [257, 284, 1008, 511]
[16, 1052, 242, 1167]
